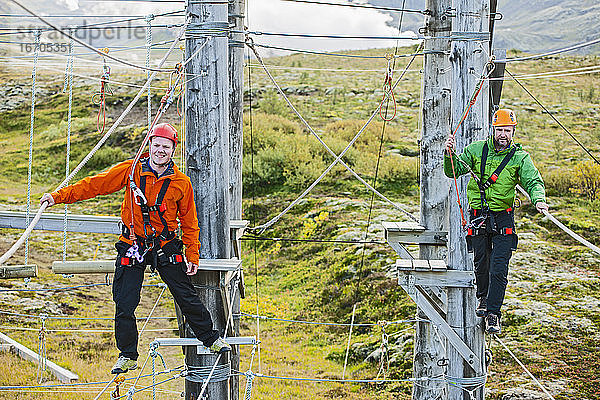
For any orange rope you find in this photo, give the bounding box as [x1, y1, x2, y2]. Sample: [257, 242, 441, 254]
[447, 59, 495, 227]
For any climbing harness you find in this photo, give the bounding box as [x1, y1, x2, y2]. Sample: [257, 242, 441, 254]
[92, 48, 113, 134]
[378, 53, 397, 121]
[125, 63, 184, 254]
[121, 171, 176, 266]
[446, 55, 496, 227]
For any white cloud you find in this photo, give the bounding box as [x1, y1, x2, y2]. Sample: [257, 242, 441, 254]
[247, 0, 417, 53]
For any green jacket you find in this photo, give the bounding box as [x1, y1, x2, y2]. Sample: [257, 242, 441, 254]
[443, 136, 546, 211]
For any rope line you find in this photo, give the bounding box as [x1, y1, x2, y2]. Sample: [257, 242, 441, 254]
[62, 30, 74, 269]
[0, 282, 124, 292]
[516, 185, 600, 255]
[497, 36, 600, 63]
[494, 335, 556, 400]
[24, 30, 40, 265]
[0, 368, 183, 390]
[237, 312, 422, 327]
[505, 68, 600, 165]
[247, 42, 418, 232]
[246, 42, 423, 59]
[0, 308, 175, 320]
[236, 370, 439, 384]
[242, 234, 387, 245]
[7, 0, 177, 73]
[0, 17, 190, 266]
[275, 0, 428, 13]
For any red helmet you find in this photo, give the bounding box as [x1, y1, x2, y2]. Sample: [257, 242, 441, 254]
[149, 123, 178, 147]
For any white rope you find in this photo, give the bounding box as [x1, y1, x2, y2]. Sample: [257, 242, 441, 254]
[25, 30, 41, 265]
[248, 43, 419, 232]
[342, 303, 356, 379]
[516, 185, 600, 255]
[0, 17, 190, 266]
[62, 30, 74, 267]
[494, 335, 556, 400]
[145, 14, 154, 132]
[195, 274, 242, 400]
[8, 0, 175, 73]
[123, 283, 168, 397]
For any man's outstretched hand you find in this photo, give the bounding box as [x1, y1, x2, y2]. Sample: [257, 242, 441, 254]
[186, 262, 198, 276]
[40, 193, 55, 207]
[535, 202, 549, 213]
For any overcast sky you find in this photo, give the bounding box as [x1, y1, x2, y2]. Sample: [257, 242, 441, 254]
[8, 0, 417, 53]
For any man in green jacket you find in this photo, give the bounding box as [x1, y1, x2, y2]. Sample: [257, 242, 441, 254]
[443, 108, 548, 334]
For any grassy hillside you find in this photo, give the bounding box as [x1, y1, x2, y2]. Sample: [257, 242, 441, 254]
[0, 46, 599, 400]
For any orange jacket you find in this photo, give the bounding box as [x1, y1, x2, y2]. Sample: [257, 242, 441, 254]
[52, 158, 201, 264]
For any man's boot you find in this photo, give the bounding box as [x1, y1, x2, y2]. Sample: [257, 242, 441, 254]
[485, 313, 501, 334]
[476, 297, 487, 317]
[111, 356, 138, 374]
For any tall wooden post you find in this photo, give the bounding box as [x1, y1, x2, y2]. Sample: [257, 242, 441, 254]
[185, 0, 231, 397]
[416, 0, 452, 398]
[448, 0, 489, 398]
[228, 0, 245, 398]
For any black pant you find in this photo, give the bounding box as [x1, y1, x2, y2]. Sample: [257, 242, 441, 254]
[112, 240, 219, 360]
[467, 210, 518, 317]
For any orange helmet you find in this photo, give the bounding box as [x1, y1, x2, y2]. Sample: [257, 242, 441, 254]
[149, 123, 178, 147]
[492, 108, 517, 127]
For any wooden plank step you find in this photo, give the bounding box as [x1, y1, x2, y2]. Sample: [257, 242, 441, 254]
[52, 259, 242, 274]
[153, 336, 257, 355]
[0, 332, 79, 383]
[0, 265, 37, 279]
[382, 221, 447, 246]
[398, 270, 475, 288]
[396, 259, 447, 271]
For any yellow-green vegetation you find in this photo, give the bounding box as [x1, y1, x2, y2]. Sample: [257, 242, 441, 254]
[0, 46, 600, 400]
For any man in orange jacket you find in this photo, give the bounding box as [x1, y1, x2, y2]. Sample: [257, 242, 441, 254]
[41, 123, 231, 374]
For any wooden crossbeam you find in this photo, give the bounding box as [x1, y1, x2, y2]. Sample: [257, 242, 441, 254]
[52, 259, 242, 274]
[0, 265, 37, 279]
[382, 221, 447, 246]
[0, 332, 79, 383]
[153, 336, 256, 354]
[0, 211, 120, 234]
[398, 284, 482, 374]
[0, 211, 249, 238]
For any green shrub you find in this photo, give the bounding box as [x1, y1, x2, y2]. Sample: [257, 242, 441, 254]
[84, 147, 128, 172]
[542, 166, 576, 197]
[242, 113, 326, 191]
[573, 160, 600, 200]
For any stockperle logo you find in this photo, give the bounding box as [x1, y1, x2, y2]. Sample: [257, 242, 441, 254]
[16, 19, 149, 48]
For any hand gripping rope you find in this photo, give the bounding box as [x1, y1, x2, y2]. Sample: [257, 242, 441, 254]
[446, 56, 496, 228]
[92, 48, 113, 134]
[378, 54, 397, 121]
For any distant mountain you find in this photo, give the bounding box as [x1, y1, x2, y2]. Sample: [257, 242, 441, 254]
[368, 0, 600, 54]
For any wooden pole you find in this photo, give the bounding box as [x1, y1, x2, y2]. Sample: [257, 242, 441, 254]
[228, 0, 245, 398]
[185, 0, 231, 397]
[448, 0, 489, 398]
[415, 0, 452, 398]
